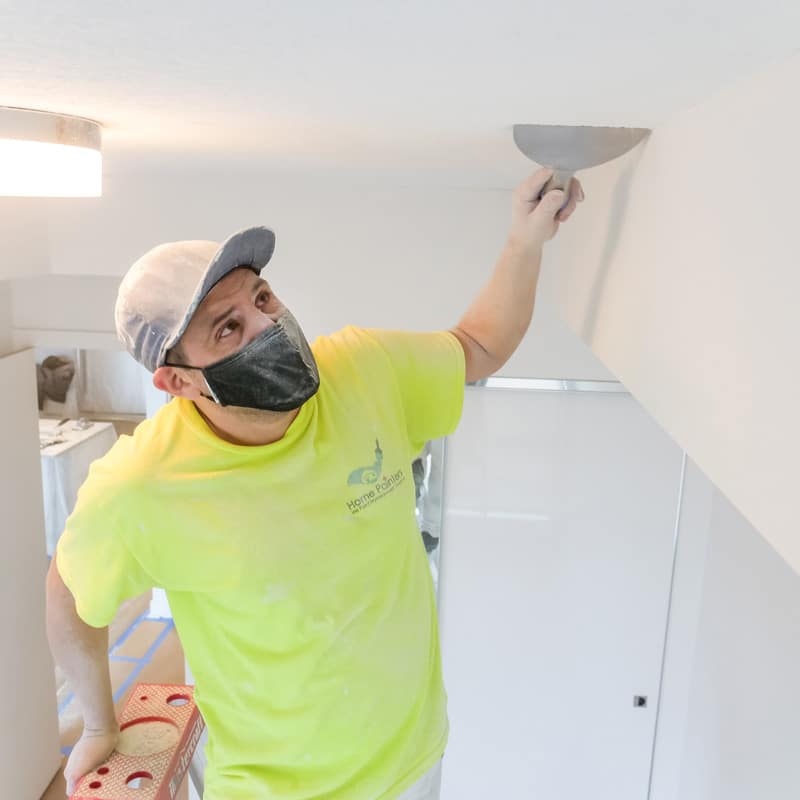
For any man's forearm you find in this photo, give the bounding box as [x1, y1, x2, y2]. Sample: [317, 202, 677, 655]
[455, 237, 543, 374]
[453, 169, 583, 382]
[46, 557, 117, 732]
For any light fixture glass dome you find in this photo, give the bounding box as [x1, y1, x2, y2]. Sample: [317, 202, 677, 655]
[0, 107, 102, 197]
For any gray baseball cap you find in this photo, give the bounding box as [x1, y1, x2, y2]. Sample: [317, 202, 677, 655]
[115, 226, 276, 372]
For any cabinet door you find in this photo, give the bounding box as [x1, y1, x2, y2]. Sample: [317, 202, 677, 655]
[439, 386, 683, 800]
[0, 349, 62, 797]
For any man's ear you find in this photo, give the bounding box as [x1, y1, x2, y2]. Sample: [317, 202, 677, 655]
[153, 365, 204, 399]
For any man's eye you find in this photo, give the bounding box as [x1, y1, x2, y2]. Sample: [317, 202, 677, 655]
[257, 291, 270, 305]
[219, 320, 239, 339]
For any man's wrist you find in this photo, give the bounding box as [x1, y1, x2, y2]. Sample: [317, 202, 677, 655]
[83, 711, 119, 734]
[83, 724, 119, 735]
[505, 231, 544, 261]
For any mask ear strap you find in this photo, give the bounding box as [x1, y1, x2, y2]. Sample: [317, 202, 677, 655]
[163, 362, 221, 405]
[163, 361, 200, 369]
[202, 379, 222, 405]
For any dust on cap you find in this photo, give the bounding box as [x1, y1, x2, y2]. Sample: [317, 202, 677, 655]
[115, 226, 276, 372]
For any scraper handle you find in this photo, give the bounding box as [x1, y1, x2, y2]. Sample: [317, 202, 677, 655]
[539, 169, 574, 208]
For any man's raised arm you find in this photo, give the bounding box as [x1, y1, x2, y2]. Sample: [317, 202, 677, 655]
[451, 168, 583, 383]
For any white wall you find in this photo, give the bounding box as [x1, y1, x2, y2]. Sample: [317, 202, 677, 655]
[652, 457, 800, 800]
[0, 281, 11, 355]
[542, 52, 800, 572]
[77, 349, 147, 414]
[11, 275, 120, 348]
[10, 160, 612, 380]
[439, 387, 800, 799]
[0, 196, 52, 280]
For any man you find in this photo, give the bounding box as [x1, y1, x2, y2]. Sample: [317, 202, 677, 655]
[46, 168, 583, 799]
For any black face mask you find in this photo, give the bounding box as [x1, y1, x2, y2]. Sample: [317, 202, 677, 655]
[166, 310, 320, 412]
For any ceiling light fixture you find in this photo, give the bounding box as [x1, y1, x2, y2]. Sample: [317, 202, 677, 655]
[0, 107, 102, 197]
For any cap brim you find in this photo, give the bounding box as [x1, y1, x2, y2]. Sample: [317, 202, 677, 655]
[165, 226, 276, 355]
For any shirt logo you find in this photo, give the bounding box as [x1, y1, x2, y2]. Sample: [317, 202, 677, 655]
[347, 439, 383, 485]
[345, 438, 405, 515]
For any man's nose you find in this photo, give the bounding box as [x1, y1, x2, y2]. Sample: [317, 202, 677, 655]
[248, 310, 278, 341]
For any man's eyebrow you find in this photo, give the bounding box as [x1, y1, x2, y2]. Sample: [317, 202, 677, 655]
[207, 305, 236, 335]
[204, 275, 269, 337]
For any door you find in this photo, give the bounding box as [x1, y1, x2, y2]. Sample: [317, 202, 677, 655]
[438, 382, 683, 800]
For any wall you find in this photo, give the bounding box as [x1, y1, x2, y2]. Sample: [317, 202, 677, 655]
[10, 160, 612, 380]
[0, 280, 11, 355]
[12, 275, 119, 334]
[439, 392, 800, 799]
[651, 457, 800, 800]
[0, 196, 52, 280]
[543, 52, 800, 572]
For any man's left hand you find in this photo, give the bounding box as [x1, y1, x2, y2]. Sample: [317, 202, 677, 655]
[508, 168, 584, 253]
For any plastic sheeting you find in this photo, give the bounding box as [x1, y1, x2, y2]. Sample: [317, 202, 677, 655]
[39, 418, 117, 555]
[413, 438, 446, 599]
[35, 347, 147, 416]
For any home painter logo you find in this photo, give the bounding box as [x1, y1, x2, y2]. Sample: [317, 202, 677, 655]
[348, 439, 383, 485]
[346, 438, 405, 514]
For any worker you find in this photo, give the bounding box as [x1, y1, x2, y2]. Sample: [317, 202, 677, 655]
[46, 168, 583, 799]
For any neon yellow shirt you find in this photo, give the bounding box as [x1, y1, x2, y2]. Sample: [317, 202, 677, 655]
[57, 326, 465, 800]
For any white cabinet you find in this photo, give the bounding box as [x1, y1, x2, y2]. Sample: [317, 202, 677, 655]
[439, 384, 684, 800]
[0, 349, 61, 798]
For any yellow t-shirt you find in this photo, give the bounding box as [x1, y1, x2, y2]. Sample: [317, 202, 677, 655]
[56, 326, 465, 800]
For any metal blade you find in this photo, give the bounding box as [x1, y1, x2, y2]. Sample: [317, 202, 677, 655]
[513, 124, 650, 172]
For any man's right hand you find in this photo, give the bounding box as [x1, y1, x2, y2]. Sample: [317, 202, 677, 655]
[508, 168, 584, 253]
[46, 556, 122, 796]
[64, 726, 120, 796]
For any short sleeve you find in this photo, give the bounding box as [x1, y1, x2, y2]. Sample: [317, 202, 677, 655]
[55, 460, 153, 629]
[363, 328, 465, 456]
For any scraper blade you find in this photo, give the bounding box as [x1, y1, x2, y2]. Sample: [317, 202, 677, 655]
[513, 123, 650, 196]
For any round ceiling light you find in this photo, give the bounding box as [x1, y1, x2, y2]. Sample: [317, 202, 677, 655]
[0, 107, 102, 197]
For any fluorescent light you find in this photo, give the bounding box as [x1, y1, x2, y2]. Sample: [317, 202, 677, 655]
[0, 139, 101, 197]
[0, 107, 102, 197]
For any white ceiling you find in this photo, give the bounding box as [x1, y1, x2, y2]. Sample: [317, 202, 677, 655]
[1, 0, 798, 185]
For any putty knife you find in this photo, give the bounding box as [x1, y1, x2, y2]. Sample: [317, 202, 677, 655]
[513, 123, 650, 198]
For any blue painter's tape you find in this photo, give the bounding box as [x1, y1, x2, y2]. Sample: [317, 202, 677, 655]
[140, 619, 175, 664]
[108, 654, 147, 665]
[112, 619, 175, 704]
[108, 610, 149, 653]
[58, 691, 75, 716]
[59, 616, 175, 720]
